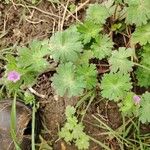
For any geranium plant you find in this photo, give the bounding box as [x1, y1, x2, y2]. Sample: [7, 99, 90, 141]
[0, 0, 150, 149]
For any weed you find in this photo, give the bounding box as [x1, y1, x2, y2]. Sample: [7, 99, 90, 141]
[0, 0, 150, 149]
[59, 106, 90, 150]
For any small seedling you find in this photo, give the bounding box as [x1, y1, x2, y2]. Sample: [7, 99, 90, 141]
[59, 106, 89, 150]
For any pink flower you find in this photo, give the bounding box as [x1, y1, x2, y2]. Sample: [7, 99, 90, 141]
[133, 95, 141, 105]
[7, 71, 21, 83]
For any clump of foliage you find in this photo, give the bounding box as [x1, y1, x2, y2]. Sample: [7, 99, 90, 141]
[59, 106, 89, 150]
[1, 40, 50, 94]
[48, 1, 150, 126]
[125, 0, 150, 26]
[0, 0, 150, 149]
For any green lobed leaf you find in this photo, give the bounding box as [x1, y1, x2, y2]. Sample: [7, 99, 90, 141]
[75, 133, 89, 150]
[77, 21, 102, 44]
[125, 0, 150, 26]
[76, 64, 97, 90]
[72, 123, 84, 139]
[102, 0, 126, 20]
[86, 3, 110, 25]
[136, 68, 150, 88]
[136, 44, 150, 88]
[139, 92, 150, 123]
[109, 47, 134, 74]
[5, 55, 26, 77]
[65, 105, 76, 117]
[120, 92, 138, 116]
[5, 55, 19, 72]
[140, 44, 150, 64]
[76, 50, 94, 65]
[91, 34, 114, 60]
[49, 26, 83, 63]
[51, 63, 85, 97]
[101, 72, 132, 101]
[65, 117, 78, 130]
[21, 71, 37, 87]
[131, 22, 150, 45]
[17, 40, 49, 72]
[59, 127, 74, 142]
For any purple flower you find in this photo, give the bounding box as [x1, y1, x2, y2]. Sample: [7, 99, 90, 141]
[7, 71, 21, 83]
[133, 95, 141, 105]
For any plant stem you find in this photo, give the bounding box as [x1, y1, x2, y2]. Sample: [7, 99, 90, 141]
[134, 62, 150, 71]
[92, 114, 134, 146]
[32, 102, 36, 150]
[75, 91, 93, 108]
[10, 92, 21, 150]
[81, 94, 95, 122]
[89, 136, 111, 150]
